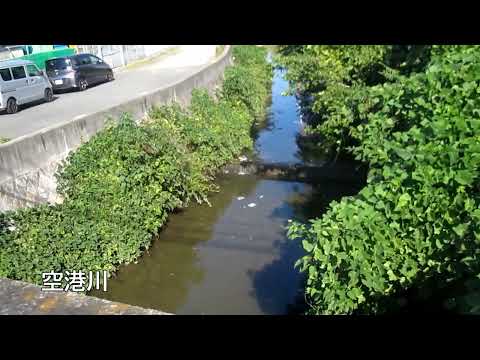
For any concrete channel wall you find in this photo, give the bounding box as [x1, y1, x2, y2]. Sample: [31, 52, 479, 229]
[0, 46, 233, 212]
[0, 278, 170, 315]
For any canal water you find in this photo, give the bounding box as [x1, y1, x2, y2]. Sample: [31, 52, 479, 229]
[91, 66, 360, 314]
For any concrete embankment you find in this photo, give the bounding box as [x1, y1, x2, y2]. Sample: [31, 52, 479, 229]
[0, 278, 170, 315]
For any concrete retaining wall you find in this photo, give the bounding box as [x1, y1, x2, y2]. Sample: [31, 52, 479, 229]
[0, 278, 170, 315]
[0, 46, 233, 212]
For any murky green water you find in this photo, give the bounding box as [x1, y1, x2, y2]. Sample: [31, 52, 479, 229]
[91, 67, 360, 314]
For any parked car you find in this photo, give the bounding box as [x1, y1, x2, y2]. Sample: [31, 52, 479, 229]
[0, 59, 53, 114]
[46, 54, 114, 92]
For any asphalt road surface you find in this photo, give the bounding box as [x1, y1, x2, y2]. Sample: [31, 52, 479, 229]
[0, 47, 215, 140]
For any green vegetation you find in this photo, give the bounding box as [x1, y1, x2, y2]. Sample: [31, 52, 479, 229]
[0, 45, 272, 286]
[279, 45, 480, 314]
[223, 46, 273, 120]
[0, 137, 10, 144]
[216, 45, 226, 57]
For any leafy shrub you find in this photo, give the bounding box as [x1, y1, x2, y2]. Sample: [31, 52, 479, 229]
[233, 45, 269, 68]
[222, 45, 273, 120]
[151, 89, 253, 173]
[285, 46, 480, 314]
[275, 45, 432, 154]
[0, 115, 211, 284]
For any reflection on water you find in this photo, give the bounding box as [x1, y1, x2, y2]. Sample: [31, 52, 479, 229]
[91, 66, 359, 314]
[92, 175, 315, 314]
[255, 69, 328, 166]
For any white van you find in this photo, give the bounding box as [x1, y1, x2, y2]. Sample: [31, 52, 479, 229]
[0, 59, 53, 114]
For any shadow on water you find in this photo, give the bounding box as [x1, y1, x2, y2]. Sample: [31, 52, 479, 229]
[245, 182, 308, 315]
[247, 178, 364, 315]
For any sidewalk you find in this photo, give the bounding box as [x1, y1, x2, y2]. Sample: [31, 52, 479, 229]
[113, 45, 218, 74]
[112, 46, 181, 74]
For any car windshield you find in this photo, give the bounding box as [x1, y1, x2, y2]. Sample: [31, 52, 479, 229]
[46, 58, 72, 71]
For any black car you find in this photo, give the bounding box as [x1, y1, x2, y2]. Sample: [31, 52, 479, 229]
[46, 53, 114, 92]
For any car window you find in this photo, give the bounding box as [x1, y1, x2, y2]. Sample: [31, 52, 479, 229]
[46, 58, 71, 71]
[27, 64, 42, 77]
[11, 66, 26, 79]
[0, 68, 12, 81]
[78, 55, 92, 65]
[89, 55, 102, 64]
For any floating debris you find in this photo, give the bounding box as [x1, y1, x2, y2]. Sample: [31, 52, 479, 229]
[248, 203, 256, 208]
[258, 195, 264, 199]
[237, 196, 245, 201]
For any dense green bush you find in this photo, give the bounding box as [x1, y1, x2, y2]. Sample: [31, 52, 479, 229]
[151, 89, 253, 173]
[0, 45, 271, 286]
[0, 115, 210, 284]
[284, 46, 480, 314]
[222, 45, 273, 120]
[233, 45, 270, 68]
[275, 45, 431, 154]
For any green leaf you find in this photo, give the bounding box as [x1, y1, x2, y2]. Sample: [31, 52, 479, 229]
[453, 223, 469, 237]
[455, 170, 475, 186]
[396, 193, 411, 209]
[395, 148, 412, 161]
[302, 240, 314, 252]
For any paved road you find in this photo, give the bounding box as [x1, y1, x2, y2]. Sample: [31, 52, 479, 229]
[0, 46, 217, 140]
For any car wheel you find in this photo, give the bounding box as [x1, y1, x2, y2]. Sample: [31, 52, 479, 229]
[107, 71, 114, 81]
[44, 88, 53, 102]
[78, 79, 88, 91]
[6, 98, 18, 114]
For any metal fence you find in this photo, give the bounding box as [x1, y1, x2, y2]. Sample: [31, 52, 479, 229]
[76, 45, 165, 69]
